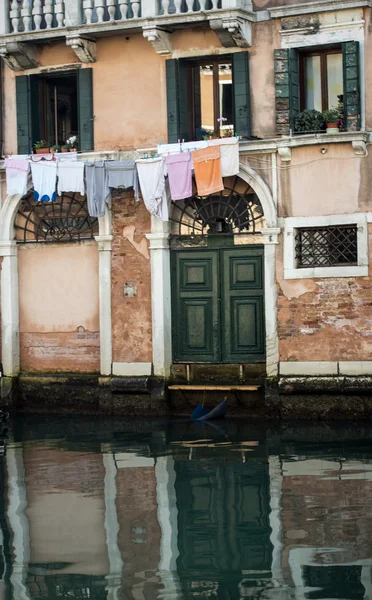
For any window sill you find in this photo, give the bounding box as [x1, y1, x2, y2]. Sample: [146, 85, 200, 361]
[239, 131, 369, 155]
[284, 265, 368, 280]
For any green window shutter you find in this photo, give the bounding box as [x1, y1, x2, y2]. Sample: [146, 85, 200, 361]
[232, 51, 251, 139]
[165, 59, 189, 143]
[78, 68, 94, 152]
[274, 48, 299, 135]
[16, 75, 40, 154]
[342, 41, 361, 131]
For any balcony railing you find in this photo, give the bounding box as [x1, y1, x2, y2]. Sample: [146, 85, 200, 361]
[7, 0, 240, 33]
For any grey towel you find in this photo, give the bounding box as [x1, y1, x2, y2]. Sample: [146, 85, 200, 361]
[105, 160, 139, 201]
[85, 162, 111, 218]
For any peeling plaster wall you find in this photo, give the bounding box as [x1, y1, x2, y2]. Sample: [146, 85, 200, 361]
[277, 224, 372, 362]
[111, 190, 152, 364]
[18, 243, 100, 373]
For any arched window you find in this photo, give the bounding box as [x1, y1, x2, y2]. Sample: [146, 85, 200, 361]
[14, 192, 98, 243]
[170, 175, 265, 237]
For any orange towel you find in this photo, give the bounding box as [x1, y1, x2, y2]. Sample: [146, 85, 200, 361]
[192, 146, 224, 196]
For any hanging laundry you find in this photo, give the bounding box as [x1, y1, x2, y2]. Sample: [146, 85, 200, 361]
[209, 137, 239, 177]
[57, 161, 85, 196]
[136, 157, 168, 221]
[54, 151, 78, 162]
[5, 158, 29, 197]
[191, 146, 224, 197]
[31, 161, 57, 203]
[85, 162, 111, 218]
[31, 154, 55, 162]
[165, 152, 192, 201]
[158, 140, 208, 156]
[105, 160, 139, 201]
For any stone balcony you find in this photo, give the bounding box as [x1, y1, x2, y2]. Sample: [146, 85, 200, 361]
[0, 0, 255, 67]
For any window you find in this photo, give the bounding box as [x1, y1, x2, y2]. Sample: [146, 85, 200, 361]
[38, 72, 78, 148]
[300, 47, 343, 113]
[274, 42, 361, 135]
[191, 61, 234, 140]
[16, 68, 94, 154]
[295, 225, 358, 268]
[283, 215, 368, 280]
[166, 52, 251, 143]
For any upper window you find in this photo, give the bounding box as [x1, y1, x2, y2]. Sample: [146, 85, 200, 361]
[300, 47, 343, 113]
[190, 60, 234, 140]
[166, 52, 251, 143]
[16, 69, 94, 154]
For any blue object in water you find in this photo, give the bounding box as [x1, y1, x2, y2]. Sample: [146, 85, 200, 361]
[191, 404, 210, 420]
[197, 400, 227, 421]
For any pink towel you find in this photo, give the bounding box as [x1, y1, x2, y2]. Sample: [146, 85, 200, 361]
[5, 158, 29, 171]
[165, 152, 192, 201]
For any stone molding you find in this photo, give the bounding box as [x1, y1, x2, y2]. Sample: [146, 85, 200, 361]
[209, 16, 252, 47]
[269, 0, 372, 19]
[66, 35, 96, 63]
[142, 26, 172, 55]
[0, 41, 37, 71]
[113, 362, 152, 376]
[280, 361, 372, 377]
[261, 228, 281, 245]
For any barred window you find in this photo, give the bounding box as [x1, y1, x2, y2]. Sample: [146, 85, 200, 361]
[295, 225, 358, 268]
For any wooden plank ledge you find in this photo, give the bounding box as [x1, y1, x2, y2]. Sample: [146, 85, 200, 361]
[168, 385, 261, 391]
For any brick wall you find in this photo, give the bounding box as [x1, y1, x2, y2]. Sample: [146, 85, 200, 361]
[277, 225, 372, 362]
[111, 190, 152, 364]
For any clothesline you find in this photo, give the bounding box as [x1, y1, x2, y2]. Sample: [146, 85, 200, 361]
[4, 136, 239, 222]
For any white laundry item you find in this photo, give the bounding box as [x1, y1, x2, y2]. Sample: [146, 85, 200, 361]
[157, 140, 208, 156]
[54, 151, 78, 162]
[4, 158, 29, 196]
[209, 137, 240, 177]
[31, 161, 57, 203]
[57, 161, 85, 196]
[136, 157, 168, 221]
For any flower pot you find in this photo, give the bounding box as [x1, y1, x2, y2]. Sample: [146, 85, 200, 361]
[61, 148, 70, 152]
[35, 147, 51, 154]
[326, 122, 339, 134]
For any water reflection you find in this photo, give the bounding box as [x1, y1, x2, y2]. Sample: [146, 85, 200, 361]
[1, 419, 372, 599]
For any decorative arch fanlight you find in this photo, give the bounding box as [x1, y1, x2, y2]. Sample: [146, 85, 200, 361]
[14, 192, 98, 243]
[170, 176, 265, 236]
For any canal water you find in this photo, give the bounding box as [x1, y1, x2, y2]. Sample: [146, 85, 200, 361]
[0, 416, 372, 599]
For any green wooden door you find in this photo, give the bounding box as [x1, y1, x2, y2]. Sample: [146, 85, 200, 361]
[172, 246, 265, 363]
[171, 250, 220, 362]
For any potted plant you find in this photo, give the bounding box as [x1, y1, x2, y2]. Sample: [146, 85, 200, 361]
[51, 144, 61, 153]
[66, 135, 78, 150]
[34, 140, 52, 154]
[294, 109, 324, 134]
[61, 145, 70, 153]
[322, 107, 341, 134]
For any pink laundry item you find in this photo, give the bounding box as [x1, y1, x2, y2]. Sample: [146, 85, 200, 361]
[5, 158, 30, 196]
[165, 152, 192, 201]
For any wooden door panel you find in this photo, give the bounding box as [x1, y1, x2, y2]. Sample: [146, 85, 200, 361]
[222, 248, 265, 362]
[172, 250, 220, 362]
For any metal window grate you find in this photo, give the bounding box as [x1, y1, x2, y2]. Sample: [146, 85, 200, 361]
[295, 225, 358, 268]
[15, 192, 98, 243]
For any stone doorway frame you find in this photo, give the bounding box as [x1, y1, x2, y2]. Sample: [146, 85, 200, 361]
[146, 163, 280, 380]
[0, 186, 113, 377]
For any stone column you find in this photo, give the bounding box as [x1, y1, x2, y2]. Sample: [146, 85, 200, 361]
[261, 228, 280, 379]
[146, 218, 172, 379]
[64, 0, 83, 26]
[0, 0, 10, 35]
[103, 452, 124, 600]
[95, 235, 113, 376]
[0, 242, 20, 377]
[6, 444, 32, 600]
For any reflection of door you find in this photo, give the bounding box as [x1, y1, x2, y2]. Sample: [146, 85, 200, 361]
[171, 247, 265, 363]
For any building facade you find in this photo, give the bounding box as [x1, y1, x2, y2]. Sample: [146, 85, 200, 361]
[0, 0, 371, 410]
